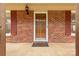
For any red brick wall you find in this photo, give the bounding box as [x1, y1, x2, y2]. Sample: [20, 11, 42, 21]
[6, 11, 34, 43]
[48, 11, 75, 43]
[6, 10, 75, 43]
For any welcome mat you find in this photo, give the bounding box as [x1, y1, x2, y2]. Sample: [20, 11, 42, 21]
[32, 42, 48, 47]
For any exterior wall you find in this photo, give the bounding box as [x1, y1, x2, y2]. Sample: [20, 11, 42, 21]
[6, 11, 33, 43]
[6, 10, 75, 43]
[48, 11, 75, 43]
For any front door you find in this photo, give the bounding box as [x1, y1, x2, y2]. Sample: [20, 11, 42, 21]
[34, 12, 48, 42]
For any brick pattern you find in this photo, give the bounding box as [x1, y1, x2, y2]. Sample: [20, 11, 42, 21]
[6, 11, 75, 43]
[6, 11, 34, 43]
[48, 11, 75, 43]
[17, 11, 33, 43]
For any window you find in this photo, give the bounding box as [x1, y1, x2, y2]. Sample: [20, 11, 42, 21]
[71, 10, 76, 36]
[6, 10, 11, 36]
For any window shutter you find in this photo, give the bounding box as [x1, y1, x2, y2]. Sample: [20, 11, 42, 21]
[11, 11, 17, 35]
[65, 11, 71, 35]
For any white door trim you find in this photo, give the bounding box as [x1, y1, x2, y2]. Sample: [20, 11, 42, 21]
[34, 11, 48, 42]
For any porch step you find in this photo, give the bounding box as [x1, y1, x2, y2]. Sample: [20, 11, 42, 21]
[32, 42, 48, 47]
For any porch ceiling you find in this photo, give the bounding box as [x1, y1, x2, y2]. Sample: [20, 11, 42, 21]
[5, 3, 76, 11]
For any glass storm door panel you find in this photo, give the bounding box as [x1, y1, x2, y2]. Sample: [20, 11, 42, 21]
[35, 13, 47, 41]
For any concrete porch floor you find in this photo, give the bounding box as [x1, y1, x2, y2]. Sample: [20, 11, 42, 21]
[6, 43, 75, 56]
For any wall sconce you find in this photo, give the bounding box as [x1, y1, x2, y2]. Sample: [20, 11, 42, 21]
[25, 5, 29, 15]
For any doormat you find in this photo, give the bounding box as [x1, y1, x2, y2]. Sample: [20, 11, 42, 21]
[32, 42, 48, 47]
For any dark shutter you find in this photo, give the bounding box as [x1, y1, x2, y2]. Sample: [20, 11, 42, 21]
[65, 11, 71, 36]
[11, 11, 17, 35]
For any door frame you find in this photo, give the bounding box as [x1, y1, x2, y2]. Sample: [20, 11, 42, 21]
[34, 11, 48, 42]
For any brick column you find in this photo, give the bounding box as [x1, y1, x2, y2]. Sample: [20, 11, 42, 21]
[0, 4, 6, 56]
[76, 4, 79, 56]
